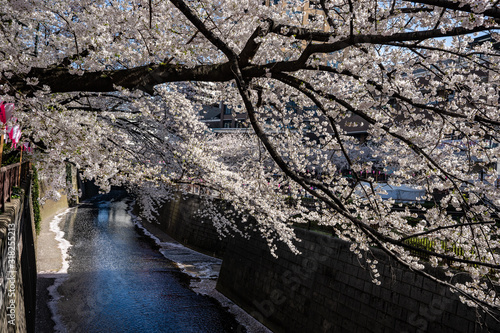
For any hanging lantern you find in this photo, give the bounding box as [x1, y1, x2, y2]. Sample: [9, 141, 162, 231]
[8, 125, 21, 148]
[0, 102, 14, 124]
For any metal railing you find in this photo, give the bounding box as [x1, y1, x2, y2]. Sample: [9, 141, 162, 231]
[0, 161, 30, 212]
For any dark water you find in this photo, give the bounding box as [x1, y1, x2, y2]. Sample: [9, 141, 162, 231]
[56, 191, 240, 333]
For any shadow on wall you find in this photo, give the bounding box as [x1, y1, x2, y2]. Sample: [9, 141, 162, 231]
[142, 193, 228, 258]
[38, 166, 100, 223]
[137, 192, 500, 333]
[216, 228, 499, 333]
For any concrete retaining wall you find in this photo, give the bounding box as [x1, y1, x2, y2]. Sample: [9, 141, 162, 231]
[152, 194, 227, 257]
[144, 193, 500, 332]
[217, 227, 499, 333]
[0, 177, 37, 333]
[38, 166, 99, 223]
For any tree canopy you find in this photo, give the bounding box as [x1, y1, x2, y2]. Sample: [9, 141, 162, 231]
[1, 0, 500, 316]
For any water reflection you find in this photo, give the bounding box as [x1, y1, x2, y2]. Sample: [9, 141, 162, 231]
[55, 191, 240, 333]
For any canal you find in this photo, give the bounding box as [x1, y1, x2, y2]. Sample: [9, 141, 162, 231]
[51, 190, 241, 333]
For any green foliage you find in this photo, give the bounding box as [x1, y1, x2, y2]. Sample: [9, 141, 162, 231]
[32, 165, 42, 235]
[11, 186, 22, 199]
[404, 237, 469, 262]
[1, 144, 20, 166]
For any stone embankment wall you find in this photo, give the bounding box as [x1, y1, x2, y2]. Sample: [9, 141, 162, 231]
[152, 194, 227, 257]
[149, 193, 499, 332]
[217, 227, 499, 333]
[38, 165, 99, 222]
[0, 177, 37, 333]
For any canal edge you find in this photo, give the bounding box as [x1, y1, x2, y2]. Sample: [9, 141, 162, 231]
[126, 198, 272, 333]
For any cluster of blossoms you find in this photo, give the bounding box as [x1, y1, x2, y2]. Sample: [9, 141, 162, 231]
[0, 0, 499, 314]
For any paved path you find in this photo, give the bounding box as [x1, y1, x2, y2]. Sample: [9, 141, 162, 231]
[35, 206, 71, 333]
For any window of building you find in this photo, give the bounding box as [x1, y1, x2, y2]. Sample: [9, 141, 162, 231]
[308, 14, 318, 22]
[223, 120, 232, 128]
[309, 0, 321, 9]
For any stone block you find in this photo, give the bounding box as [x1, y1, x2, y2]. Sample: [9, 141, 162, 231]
[363, 281, 373, 295]
[359, 302, 378, 322]
[394, 281, 411, 297]
[384, 302, 402, 320]
[421, 277, 438, 293]
[448, 315, 471, 333]
[400, 297, 419, 314]
[418, 289, 433, 305]
[370, 296, 386, 313]
[380, 287, 394, 302]
[357, 290, 371, 305]
[351, 277, 365, 292]
[402, 271, 415, 285]
[340, 315, 359, 332]
[414, 274, 424, 289]
[376, 310, 396, 330]
[323, 297, 338, 314]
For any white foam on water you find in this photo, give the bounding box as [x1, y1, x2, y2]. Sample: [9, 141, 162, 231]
[130, 214, 222, 280]
[127, 200, 271, 333]
[41, 208, 74, 333]
[49, 209, 73, 274]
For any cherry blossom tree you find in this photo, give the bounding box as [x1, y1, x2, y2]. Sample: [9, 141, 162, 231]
[1, 0, 500, 315]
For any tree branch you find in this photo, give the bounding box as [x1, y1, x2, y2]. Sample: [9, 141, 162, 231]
[239, 20, 273, 65]
[7, 62, 232, 95]
[404, 0, 500, 20]
[168, 0, 236, 60]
